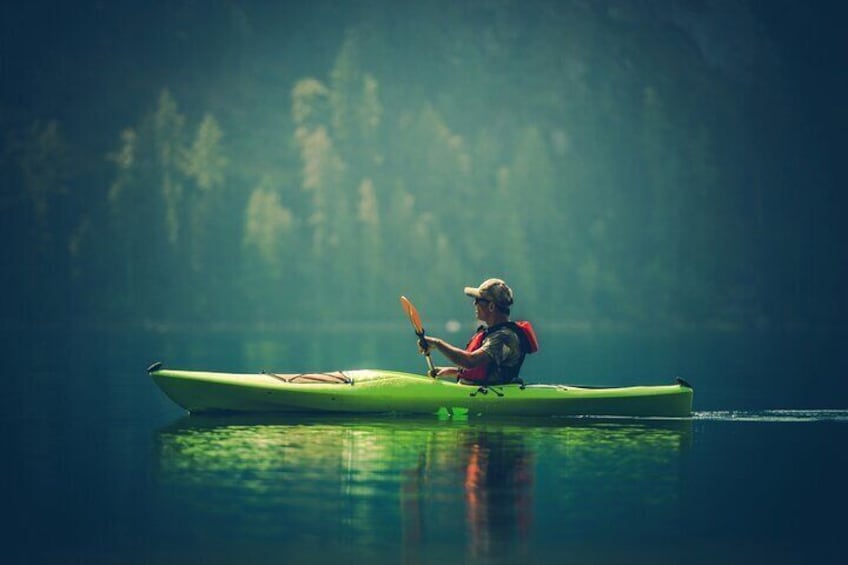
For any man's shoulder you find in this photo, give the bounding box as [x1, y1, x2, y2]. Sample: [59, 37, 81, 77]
[486, 325, 521, 344]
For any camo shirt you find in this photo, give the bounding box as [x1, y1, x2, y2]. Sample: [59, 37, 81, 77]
[478, 326, 523, 383]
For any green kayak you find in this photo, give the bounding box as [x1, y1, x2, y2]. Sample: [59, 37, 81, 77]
[147, 363, 693, 418]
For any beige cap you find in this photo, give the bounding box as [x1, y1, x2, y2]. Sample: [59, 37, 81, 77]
[463, 278, 514, 308]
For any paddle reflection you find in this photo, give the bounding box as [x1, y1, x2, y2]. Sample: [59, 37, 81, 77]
[154, 416, 689, 562]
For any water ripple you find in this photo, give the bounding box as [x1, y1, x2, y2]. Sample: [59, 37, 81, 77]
[693, 409, 848, 422]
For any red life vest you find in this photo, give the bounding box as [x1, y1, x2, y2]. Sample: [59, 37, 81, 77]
[459, 321, 539, 384]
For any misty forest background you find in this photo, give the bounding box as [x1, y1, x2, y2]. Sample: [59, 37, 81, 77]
[2, 0, 845, 336]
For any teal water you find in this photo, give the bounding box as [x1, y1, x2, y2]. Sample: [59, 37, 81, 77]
[3, 330, 846, 563]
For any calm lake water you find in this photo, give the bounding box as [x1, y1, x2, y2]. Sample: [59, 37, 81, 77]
[3, 328, 846, 563]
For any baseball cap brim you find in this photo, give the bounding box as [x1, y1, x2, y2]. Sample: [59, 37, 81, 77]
[463, 286, 483, 298]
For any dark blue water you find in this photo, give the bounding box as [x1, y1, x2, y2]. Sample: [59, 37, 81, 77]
[3, 329, 846, 563]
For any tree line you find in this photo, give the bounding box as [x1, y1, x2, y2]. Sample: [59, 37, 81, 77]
[1, 1, 837, 332]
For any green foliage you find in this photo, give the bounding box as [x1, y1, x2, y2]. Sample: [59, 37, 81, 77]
[2, 120, 76, 319]
[17, 121, 71, 240]
[2, 0, 841, 331]
[184, 114, 227, 192]
[243, 179, 294, 276]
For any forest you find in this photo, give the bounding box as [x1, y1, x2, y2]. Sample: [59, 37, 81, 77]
[2, 0, 845, 332]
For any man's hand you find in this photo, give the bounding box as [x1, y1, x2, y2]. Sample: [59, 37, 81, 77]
[434, 366, 459, 378]
[420, 336, 442, 353]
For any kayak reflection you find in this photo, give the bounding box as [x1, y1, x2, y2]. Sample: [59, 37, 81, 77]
[154, 416, 690, 562]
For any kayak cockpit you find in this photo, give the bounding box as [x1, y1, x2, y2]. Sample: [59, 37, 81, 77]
[263, 371, 352, 385]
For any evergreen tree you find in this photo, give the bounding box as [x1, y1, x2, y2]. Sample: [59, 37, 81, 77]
[7, 120, 74, 320]
[106, 89, 190, 318]
[181, 113, 230, 318]
[242, 177, 299, 321]
[292, 78, 346, 316]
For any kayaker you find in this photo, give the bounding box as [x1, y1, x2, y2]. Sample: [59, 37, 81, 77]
[422, 278, 538, 385]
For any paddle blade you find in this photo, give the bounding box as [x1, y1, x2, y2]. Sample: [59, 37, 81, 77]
[400, 295, 437, 377]
[400, 296, 424, 335]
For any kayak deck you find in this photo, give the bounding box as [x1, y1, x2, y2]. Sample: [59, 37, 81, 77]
[148, 365, 694, 418]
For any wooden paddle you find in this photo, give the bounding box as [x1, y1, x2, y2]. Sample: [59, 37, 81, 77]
[400, 296, 437, 377]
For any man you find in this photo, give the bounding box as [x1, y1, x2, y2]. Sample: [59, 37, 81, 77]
[423, 278, 537, 385]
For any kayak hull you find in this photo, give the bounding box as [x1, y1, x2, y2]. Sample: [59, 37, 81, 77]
[149, 367, 693, 418]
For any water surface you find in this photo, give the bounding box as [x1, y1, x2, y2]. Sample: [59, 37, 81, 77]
[3, 329, 845, 563]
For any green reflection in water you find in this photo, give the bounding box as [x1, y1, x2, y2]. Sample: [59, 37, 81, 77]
[154, 416, 691, 563]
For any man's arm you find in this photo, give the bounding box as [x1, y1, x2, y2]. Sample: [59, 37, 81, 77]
[424, 336, 490, 369]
